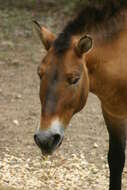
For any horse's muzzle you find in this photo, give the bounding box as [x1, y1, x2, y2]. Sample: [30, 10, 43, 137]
[34, 122, 64, 155]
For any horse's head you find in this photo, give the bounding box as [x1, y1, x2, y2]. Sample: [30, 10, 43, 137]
[34, 22, 93, 155]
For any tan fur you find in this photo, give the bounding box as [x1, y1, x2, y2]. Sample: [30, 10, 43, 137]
[36, 14, 127, 130]
[38, 48, 89, 129]
[34, 8, 127, 190]
[86, 20, 127, 119]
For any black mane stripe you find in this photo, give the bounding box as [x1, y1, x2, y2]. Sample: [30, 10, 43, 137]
[54, 0, 127, 54]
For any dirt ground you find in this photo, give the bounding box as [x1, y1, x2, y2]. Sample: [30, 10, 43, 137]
[0, 3, 127, 190]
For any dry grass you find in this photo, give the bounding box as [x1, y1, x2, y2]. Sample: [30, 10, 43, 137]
[0, 152, 109, 190]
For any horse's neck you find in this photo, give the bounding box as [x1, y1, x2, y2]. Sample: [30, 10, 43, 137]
[86, 21, 127, 93]
[86, 22, 127, 118]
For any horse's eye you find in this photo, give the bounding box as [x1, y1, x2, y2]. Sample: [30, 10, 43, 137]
[68, 77, 80, 85]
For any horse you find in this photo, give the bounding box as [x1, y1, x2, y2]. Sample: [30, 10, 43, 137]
[33, 1, 127, 189]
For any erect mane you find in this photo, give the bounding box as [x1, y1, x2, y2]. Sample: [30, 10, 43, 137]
[54, 0, 127, 54]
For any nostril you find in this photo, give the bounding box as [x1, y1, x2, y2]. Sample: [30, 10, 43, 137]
[34, 134, 37, 141]
[34, 134, 37, 144]
[34, 134, 41, 148]
[34, 132, 63, 154]
[52, 134, 61, 147]
[34, 134, 38, 144]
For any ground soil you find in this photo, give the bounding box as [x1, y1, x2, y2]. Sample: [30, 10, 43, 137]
[0, 3, 127, 190]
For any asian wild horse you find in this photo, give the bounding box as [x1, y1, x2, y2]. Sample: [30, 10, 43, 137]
[33, 1, 127, 190]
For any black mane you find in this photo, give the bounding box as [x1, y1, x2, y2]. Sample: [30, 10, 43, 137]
[54, 0, 127, 54]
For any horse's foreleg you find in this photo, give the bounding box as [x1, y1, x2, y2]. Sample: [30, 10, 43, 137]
[102, 107, 126, 190]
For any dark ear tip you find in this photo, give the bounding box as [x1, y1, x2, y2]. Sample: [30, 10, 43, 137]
[87, 35, 92, 43]
[76, 35, 93, 56]
[80, 35, 92, 43]
[32, 20, 41, 29]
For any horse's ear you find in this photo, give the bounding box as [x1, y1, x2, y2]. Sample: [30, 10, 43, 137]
[33, 20, 55, 50]
[76, 35, 93, 56]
